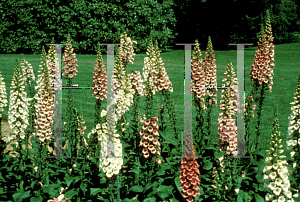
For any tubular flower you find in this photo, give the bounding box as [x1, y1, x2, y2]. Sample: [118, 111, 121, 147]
[129, 71, 144, 96]
[46, 41, 55, 92]
[112, 33, 137, 121]
[5, 59, 30, 157]
[203, 36, 218, 106]
[33, 46, 55, 148]
[20, 55, 35, 86]
[96, 121, 123, 178]
[191, 39, 206, 110]
[179, 143, 201, 202]
[92, 43, 107, 100]
[152, 41, 173, 93]
[250, 10, 274, 92]
[62, 33, 78, 79]
[143, 38, 156, 96]
[264, 109, 296, 201]
[143, 39, 173, 96]
[119, 32, 137, 67]
[217, 62, 238, 156]
[139, 116, 161, 160]
[285, 74, 300, 200]
[114, 56, 134, 121]
[8, 59, 29, 138]
[0, 71, 8, 117]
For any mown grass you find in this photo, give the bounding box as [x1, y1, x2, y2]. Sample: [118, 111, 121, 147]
[0, 41, 299, 152]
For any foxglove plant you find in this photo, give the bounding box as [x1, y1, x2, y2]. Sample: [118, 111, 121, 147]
[20, 54, 38, 147]
[191, 39, 206, 110]
[129, 71, 144, 97]
[97, 110, 123, 178]
[119, 32, 137, 68]
[92, 42, 107, 102]
[217, 62, 238, 156]
[113, 35, 136, 122]
[249, 9, 275, 152]
[191, 39, 208, 155]
[62, 33, 78, 84]
[138, 117, 161, 159]
[263, 109, 297, 202]
[203, 36, 218, 107]
[285, 74, 300, 198]
[202, 37, 218, 140]
[0, 71, 8, 137]
[89, 42, 108, 162]
[7, 58, 29, 157]
[143, 39, 174, 133]
[179, 138, 201, 202]
[33, 46, 55, 152]
[20, 54, 35, 87]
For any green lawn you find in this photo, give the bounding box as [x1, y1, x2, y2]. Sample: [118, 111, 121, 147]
[0, 41, 299, 151]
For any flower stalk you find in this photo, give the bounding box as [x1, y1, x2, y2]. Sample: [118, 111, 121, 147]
[263, 109, 296, 202]
[249, 9, 275, 152]
[285, 73, 300, 198]
[0, 71, 8, 138]
[8, 58, 29, 158]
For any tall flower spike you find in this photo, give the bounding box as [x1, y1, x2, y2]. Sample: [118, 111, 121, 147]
[143, 39, 173, 95]
[264, 109, 296, 201]
[153, 40, 173, 93]
[62, 33, 78, 80]
[203, 36, 218, 106]
[179, 142, 201, 202]
[0, 71, 8, 118]
[138, 116, 161, 159]
[92, 42, 107, 101]
[129, 71, 144, 96]
[217, 62, 238, 156]
[97, 121, 123, 178]
[113, 35, 135, 122]
[286, 74, 300, 199]
[119, 32, 137, 68]
[191, 39, 206, 110]
[250, 9, 274, 92]
[47, 38, 56, 94]
[20, 54, 35, 86]
[33, 46, 55, 148]
[8, 59, 29, 143]
[143, 38, 156, 96]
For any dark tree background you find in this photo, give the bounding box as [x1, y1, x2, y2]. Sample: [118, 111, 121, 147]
[0, 0, 298, 53]
[172, 0, 299, 50]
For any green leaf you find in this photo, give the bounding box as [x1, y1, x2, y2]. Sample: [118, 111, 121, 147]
[227, 183, 233, 193]
[90, 188, 102, 196]
[157, 185, 173, 200]
[160, 131, 178, 146]
[169, 198, 180, 202]
[145, 183, 153, 192]
[202, 162, 213, 170]
[41, 184, 57, 198]
[129, 185, 144, 193]
[100, 177, 106, 184]
[122, 198, 139, 202]
[12, 190, 31, 202]
[64, 188, 78, 198]
[30, 196, 43, 202]
[143, 198, 156, 202]
[203, 145, 216, 150]
[254, 193, 264, 202]
[64, 176, 74, 187]
[128, 168, 141, 175]
[174, 177, 182, 192]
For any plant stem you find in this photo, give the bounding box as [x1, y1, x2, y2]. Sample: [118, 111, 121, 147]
[255, 82, 266, 151]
